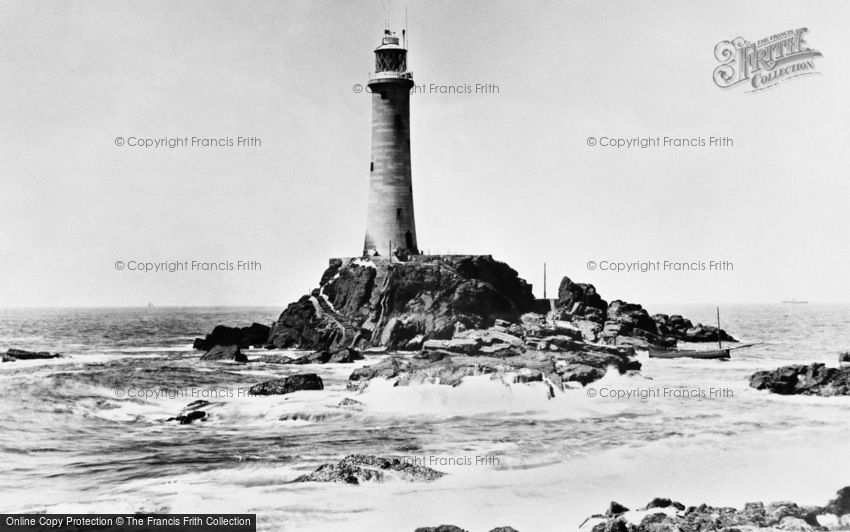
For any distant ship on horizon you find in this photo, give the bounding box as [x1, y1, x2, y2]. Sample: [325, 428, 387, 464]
[781, 300, 808, 304]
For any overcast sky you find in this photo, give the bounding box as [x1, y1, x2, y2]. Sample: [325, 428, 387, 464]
[1, 0, 848, 308]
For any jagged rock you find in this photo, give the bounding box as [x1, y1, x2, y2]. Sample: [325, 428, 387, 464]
[644, 497, 670, 509]
[338, 397, 363, 407]
[193, 323, 271, 350]
[248, 374, 323, 395]
[606, 300, 659, 337]
[268, 255, 535, 352]
[824, 486, 850, 516]
[750, 363, 850, 396]
[266, 295, 344, 351]
[652, 313, 736, 343]
[199, 345, 247, 363]
[3, 348, 62, 361]
[489, 528, 520, 532]
[606, 502, 630, 516]
[295, 454, 445, 484]
[557, 276, 608, 321]
[415, 527, 468, 532]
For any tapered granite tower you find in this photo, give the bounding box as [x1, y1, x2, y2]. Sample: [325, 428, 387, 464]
[363, 29, 419, 257]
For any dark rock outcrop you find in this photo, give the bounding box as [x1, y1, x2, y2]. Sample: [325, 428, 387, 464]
[605, 300, 659, 339]
[584, 486, 850, 531]
[294, 454, 445, 484]
[606, 502, 630, 516]
[166, 400, 210, 424]
[750, 363, 850, 396]
[553, 275, 735, 346]
[268, 255, 535, 352]
[840, 352, 850, 365]
[192, 323, 271, 351]
[248, 374, 324, 395]
[199, 345, 247, 363]
[652, 313, 737, 343]
[557, 276, 608, 321]
[2, 348, 62, 362]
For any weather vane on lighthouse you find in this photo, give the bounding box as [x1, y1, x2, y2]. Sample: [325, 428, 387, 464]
[362, 18, 419, 259]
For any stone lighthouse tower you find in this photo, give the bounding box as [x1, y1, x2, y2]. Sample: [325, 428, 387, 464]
[363, 29, 419, 257]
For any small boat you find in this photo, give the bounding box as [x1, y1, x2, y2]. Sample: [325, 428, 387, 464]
[648, 347, 730, 359]
[647, 306, 744, 360]
[781, 300, 808, 304]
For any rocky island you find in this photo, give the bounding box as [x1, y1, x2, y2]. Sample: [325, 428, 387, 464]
[193, 255, 737, 392]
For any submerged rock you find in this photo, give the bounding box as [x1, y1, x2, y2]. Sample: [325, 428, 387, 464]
[248, 374, 324, 395]
[337, 397, 364, 407]
[749, 363, 850, 396]
[199, 345, 247, 363]
[166, 400, 210, 424]
[3, 348, 62, 361]
[294, 454, 445, 484]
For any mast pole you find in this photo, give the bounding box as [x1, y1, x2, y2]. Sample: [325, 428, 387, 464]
[716, 306, 722, 350]
[543, 262, 547, 299]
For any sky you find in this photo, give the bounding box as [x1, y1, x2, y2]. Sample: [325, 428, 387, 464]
[1, 0, 849, 308]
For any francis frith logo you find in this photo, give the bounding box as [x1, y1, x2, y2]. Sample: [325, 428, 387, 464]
[713, 28, 822, 92]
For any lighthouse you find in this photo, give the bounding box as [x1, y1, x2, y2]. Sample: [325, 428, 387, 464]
[363, 28, 419, 258]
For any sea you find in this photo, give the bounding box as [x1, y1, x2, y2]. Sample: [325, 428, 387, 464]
[1, 304, 849, 532]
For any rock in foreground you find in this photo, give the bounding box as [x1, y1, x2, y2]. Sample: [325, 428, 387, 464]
[583, 486, 850, 531]
[750, 363, 850, 396]
[249, 374, 323, 395]
[294, 454, 445, 484]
